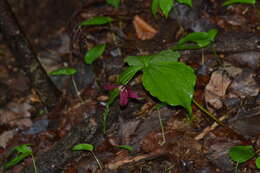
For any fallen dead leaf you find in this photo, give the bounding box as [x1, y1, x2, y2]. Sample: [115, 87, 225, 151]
[133, 15, 157, 40]
[0, 130, 15, 148]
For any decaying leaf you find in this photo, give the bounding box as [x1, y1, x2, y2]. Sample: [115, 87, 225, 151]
[133, 15, 157, 40]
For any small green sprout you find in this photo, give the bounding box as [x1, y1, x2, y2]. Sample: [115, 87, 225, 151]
[229, 145, 260, 171]
[49, 67, 77, 76]
[223, 0, 256, 6]
[115, 145, 133, 151]
[72, 143, 102, 169]
[79, 16, 113, 26]
[4, 144, 37, 173]
[84, 44, 106, 64]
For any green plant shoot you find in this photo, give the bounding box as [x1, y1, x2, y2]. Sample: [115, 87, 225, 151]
[50, 67, 77, 76]
[120, 49, 196, 118]
[171, 29, 218, 50]
[223, 0, 255, 6]
[80, 16, 113, 26]
[4, 144, 32, 169]
[229, 145, 255, 163]
[84, 44, 106, 64]
[116, 145, 133, 151]
[72, 144, 94, 151]
[106, 0, 120, 8]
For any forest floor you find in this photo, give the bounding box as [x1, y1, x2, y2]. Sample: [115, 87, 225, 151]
[0, 0, 260, 173]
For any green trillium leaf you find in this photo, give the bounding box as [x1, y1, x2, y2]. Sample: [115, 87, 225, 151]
[229, 145, 255, 163]
[84, 44, 106, 64]
[142, 62, 196, 117]
[72, 144, 94, 152]
[119, 66, 143, 85]
[80, 16, 113, 26]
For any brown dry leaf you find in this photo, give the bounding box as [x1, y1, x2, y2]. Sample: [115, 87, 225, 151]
[205, 70, 231, 110]
[133, 15, 157, 40]
[0, 130, 15, 148]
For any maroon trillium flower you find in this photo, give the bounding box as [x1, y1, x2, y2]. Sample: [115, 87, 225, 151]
[104, 84, 139, 106]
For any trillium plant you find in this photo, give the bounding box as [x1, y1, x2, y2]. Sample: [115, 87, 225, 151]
[102, 29, 219, 132]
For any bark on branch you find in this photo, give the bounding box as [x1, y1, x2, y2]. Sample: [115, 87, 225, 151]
[0, 0, 61, 108]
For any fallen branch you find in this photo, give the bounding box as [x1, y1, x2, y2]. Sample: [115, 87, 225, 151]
[0, 0, 61, 108]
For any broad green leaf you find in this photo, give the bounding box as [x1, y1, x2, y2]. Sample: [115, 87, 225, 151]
[124, 50, 179, 67]
[50, 67, 77, 76]
[124, 55, 150, 67]
[256, 156, 260, 169]
[116, 145, 133, 151]
[149, 50, 180, 65]
[80, 16, 113, 26]
[229, 145, 255, 163]
[72, 144, 94, 151]
[159, 0, 173, 18]
[142, 62, 196, 117]
[4, 153, 31, 169]
[84, 44, 106, 64]
[223, 0, 255, 6]
[119, 66, 143, 85]
[176, 0, 192, 7]
[151, 0, 159, 16]
[106, 0, 120, 8]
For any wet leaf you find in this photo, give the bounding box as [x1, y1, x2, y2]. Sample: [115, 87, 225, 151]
[80, 16, 113, 26]
[107, 0, 120, 8]
[72, 144, 94, 151]
[84, 44, 106, 64]
[50, 67, 77, 76]
[116, 145, 133, 151]
[159, 0, 173, 18]
[177, 0, 192, 7]
[223, 0, 255, 6]
[256, 156, 260, 169]
[229, 145, 255, 163]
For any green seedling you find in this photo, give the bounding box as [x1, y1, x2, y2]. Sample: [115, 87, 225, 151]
[79, 16, 113, 26]
[106, 0, 120, 8]
[115, 145, 133, 151]
[72, 144, 102, 169]
[4, 144, 37, 173]
[121, 49, 196, 118]
[84, 44, 106, 64]
[223, 0, 256, 6]
[229, 145, 260, 172]
[50, 67, 83, 101]
[49, 67, 77, 76]
[172, 29, 218, 51]
[151, 0, 192, 17]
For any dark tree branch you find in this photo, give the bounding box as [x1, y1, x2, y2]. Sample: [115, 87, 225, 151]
[0, 0, 61, 108]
